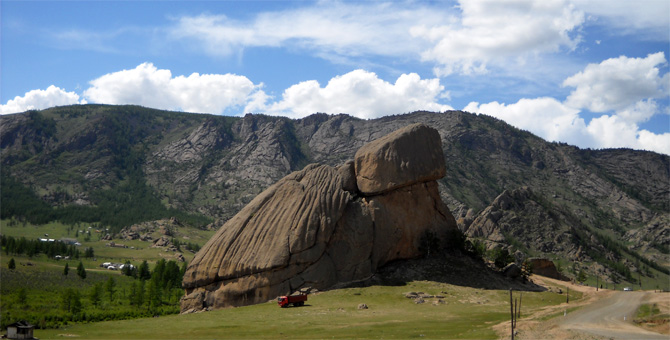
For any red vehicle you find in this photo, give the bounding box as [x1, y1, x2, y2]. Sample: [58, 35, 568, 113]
[277, 294, 307, 308]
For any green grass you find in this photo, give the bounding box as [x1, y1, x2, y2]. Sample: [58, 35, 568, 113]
[0, 254, 177, 329]
[31, 281, 580, 339]
[635, 303, 668, 323]
[0, 219, 215, 264]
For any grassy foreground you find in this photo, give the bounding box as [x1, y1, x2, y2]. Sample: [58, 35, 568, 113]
[35, 281, 579, 339]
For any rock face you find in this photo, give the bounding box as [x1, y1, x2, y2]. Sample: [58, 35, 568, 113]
[354, 124, 446, 195]
[180, 123, 457, 312]
[528, 258, 569, 281]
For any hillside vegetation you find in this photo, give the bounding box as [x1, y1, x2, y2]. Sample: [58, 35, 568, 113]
[1, 105, 668, 289]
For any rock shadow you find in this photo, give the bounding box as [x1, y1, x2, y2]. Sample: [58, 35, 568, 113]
[345, 252, 547, 292]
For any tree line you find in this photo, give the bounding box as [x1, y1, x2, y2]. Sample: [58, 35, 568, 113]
[1, 173, 212, 234]
[1, 235, 94, 260]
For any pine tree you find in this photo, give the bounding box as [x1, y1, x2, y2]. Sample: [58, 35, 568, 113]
[8, 257, 15, 270]
[138, 260, 151, 281]
[106, 276, 116, 302]
[89, 282, 103, 308]
[17, 287, 27, 305]
[76, 261, 86, 279]
[63, 262, 69, 276]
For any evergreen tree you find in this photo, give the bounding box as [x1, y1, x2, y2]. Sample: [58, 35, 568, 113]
[152, 259, 166, 287]
[17, 287, 27, 305]
[76, 261, 86, 279]
[147, 275, 162, 310]
[128, 281, 138, 306]
[106, 276, 117, 302]
[8, 257, 15, 270]
[89, 282, 103, 308]
[63, 262, 69, 276]
[84, 247, 95, 258]
[577, 269, 587, 283]
[136, 280, 146, 307]
[61, 288, 82, 314]
[138, 260, 151, 281]
[164, 260, 181, 289]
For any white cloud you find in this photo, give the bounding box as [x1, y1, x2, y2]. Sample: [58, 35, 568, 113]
[587, 115, 670, 154]
[563, 52, 668, 114]
[0, 85, 84, 115]
[637, 129, 670, 155]
[615, 99, 659, 125]
[465, 92, 670, 155]
[573, 0, 670, 38]
[247, 70, 452, 119]
[463, 97, 590, 144]
[83, 63, 263, 114]
[169, 3, 448, 61]
[412, 0, 585, 76]
[171, 1, 586, 77]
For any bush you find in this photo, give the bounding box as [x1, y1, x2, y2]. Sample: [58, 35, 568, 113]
[488, 248, 514, 269]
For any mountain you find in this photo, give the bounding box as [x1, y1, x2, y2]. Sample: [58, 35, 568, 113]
[1, 105, 668, 286]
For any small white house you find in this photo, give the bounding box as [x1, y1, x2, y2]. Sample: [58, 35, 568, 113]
[6, 320, 35, 339]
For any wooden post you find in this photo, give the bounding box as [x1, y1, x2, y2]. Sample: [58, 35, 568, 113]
[566, 287, 569, 304]
[517, 293, 522, 319]
[510, 289, 514, 340]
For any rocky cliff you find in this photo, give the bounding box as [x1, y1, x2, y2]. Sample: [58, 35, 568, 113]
[180, 124, 458, 312]
[1, 105, 668, 286]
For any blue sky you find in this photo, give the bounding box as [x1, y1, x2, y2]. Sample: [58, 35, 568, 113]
[2, 0, 669, 154]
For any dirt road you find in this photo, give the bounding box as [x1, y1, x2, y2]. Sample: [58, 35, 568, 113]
[559, 290, 667, 340]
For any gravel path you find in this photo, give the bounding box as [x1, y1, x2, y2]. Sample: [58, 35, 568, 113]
[558, 291, 667, 340]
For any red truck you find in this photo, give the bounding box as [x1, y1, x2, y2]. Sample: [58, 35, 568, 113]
[277, 294, 307, 308]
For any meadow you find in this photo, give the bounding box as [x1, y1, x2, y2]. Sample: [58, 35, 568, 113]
[1, 219, 585, 339]
[32, 280, 580, 339]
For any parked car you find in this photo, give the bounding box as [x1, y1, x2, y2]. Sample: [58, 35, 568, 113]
[623, 287, 632, 291]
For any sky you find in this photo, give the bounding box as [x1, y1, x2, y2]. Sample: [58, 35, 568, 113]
[2, 0, 669, 154]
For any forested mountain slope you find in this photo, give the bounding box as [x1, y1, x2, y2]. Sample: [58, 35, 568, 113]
[1, 105, 667, 285]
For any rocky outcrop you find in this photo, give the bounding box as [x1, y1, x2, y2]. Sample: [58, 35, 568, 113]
[463, 187, 578, 257]
[180, 123, 458, 312]
[528, 258, 569, 281]
[354, 123, 446, 195]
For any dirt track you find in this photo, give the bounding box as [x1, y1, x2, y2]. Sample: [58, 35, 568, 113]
[559, 290, 667, 340]
[501, 276, 669, 340]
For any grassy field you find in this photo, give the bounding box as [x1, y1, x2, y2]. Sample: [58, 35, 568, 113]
[1, 219, 590, 339]
[31, 280, 580, 339]
[0, 219, 216, 264]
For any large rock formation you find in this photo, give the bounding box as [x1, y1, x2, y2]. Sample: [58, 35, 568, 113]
[180, 123, 458, 312]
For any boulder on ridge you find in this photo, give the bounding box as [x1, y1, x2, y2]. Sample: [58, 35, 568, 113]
[354, 123, 446, 196]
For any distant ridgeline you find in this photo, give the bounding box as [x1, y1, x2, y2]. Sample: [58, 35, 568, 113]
[1, 105, 668, 286]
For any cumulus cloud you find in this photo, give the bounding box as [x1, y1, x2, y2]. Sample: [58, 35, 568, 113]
[83, 63, 263, 114]
[463, 98, 590, 145]
[0, 85, 84, 115]
[246, 70, 452, 119]
[412, 0, 585, 76]
[587, 115, 670, 155]
[563, 52, 668, 115]
[465, 52, 670, 155]
[465, 98, 670, 155]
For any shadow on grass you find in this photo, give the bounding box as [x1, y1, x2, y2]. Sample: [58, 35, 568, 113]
[345, 251, 547, 293]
